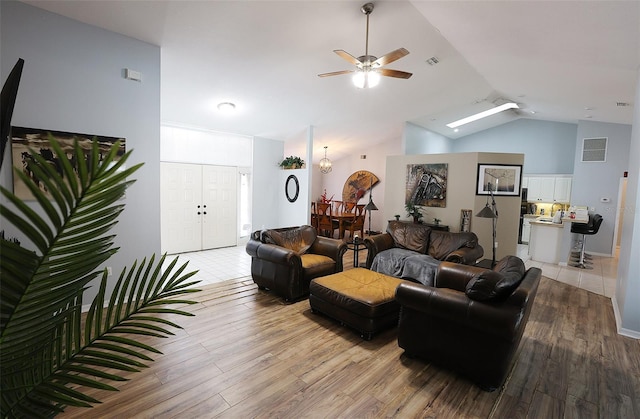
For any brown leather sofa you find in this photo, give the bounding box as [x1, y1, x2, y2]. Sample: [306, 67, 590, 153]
[364, 221, 484, 285]
[395, 256, 541, 391]
[246, 225, 347, 302]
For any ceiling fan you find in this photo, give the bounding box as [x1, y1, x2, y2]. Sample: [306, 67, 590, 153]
[318, 2, 412, 88]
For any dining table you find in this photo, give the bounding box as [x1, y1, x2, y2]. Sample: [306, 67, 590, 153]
[310, 207, 356, 239]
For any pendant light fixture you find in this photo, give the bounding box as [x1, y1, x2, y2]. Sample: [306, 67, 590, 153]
[319, 146, 332, 174]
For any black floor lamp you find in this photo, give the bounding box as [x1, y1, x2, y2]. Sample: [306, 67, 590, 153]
[476, 183, 498, 268]
[364, 179, 378, 236]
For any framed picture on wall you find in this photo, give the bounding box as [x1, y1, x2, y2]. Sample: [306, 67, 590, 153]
[460, 209, 472, 232]
[11, 126, 125, 200]
[476, 164, 522, 196]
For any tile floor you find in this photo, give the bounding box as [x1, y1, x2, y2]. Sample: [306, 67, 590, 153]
[167, 243, 619, 298]
[518, 244, 618, 298]
[166, 245, 252, 287]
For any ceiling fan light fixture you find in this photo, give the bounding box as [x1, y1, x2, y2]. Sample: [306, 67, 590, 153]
[446, 102, 519, 128]
[352, 69, 380, 89]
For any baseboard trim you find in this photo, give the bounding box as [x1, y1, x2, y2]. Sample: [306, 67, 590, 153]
[611, 295, 640, 340]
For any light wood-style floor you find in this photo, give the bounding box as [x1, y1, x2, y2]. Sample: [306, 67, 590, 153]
[60, 250, 640, 418]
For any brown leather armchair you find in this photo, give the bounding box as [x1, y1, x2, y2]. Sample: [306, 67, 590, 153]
[246, 225, 347, 302]
[395, 256, 541, 391]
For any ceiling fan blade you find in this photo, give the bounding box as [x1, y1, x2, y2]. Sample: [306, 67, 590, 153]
[318, 69, 355, 78]
[334, 50, 363, 66]
[373, 48, 409, 67]
[379, 68, 413, 79]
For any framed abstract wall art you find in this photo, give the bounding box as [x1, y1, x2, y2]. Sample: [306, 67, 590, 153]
[406, 163, 448, 208]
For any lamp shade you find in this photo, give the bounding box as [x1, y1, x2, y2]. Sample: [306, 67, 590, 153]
[364, 201, 378, 211]
[476, 205, 496, 218]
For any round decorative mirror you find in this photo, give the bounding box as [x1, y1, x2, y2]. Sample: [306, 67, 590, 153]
[285, 174, 299, 203]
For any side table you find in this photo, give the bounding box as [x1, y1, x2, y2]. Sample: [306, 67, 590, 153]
[346, 236, 366, 268]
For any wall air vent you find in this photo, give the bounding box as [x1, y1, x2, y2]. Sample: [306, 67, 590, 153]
[581, 137, 607, 162]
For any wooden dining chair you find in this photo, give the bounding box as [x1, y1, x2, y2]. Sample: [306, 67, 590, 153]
[343, 202, 356, 213]
[331, 200, 343, 214]
[343, 204, 366, 239]
[316, 202, 333, 237]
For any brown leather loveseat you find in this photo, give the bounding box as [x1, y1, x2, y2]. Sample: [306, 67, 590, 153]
[364, 221, 484, 285]
[395, 256, 541, 391]
[246, 225, 347, 302]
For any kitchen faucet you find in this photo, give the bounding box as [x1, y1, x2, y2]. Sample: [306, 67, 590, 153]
[551, 202, 564, 215]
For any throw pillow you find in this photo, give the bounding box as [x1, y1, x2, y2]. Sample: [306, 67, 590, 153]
[263, 225, 316, 255]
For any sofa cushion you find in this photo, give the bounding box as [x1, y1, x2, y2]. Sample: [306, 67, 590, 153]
[263, 225, 316, 255]
[465, 256, 525, 302]
[428, 230, 478, 260]
[386, 221, 431, 254]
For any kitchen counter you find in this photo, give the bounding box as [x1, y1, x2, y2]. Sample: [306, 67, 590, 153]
[530, 217, 564, 228]
[528, 213, 589, 264]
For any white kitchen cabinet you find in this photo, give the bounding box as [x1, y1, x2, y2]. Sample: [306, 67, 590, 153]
[553, 177, 572, 203]
[526, 177, 555, 202]
[524, 176, 572, 203]
[529, 220, 564, 264]
[522, 217, 532, 243]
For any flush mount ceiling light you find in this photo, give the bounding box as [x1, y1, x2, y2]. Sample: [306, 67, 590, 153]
[319, 146, 332, 174]
[446, 102, 519, 129]
[217, 102, 236, 113]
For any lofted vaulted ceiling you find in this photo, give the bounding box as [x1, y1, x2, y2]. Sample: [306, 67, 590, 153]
[20, 1, 640, 163]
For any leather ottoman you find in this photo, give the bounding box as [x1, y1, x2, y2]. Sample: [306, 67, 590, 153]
[309, 268, 405, 340]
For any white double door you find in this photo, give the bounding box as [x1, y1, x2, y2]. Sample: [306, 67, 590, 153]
[161, 162, 237, 254]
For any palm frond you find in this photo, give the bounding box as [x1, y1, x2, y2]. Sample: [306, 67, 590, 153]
[0, 136, 200, 417]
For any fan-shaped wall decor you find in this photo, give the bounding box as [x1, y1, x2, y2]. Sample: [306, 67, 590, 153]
[342, 170, 379, 203]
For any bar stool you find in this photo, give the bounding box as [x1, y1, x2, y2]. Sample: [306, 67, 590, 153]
[570, 214, 603, 269]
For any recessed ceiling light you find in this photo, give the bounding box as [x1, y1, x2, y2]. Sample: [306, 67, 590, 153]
[217, 102, 236, 113]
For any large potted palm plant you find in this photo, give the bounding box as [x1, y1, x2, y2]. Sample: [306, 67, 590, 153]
[0, 136, 200, 417]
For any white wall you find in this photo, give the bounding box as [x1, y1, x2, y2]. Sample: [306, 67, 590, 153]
[614, 67, 640, 338]
[571, 121, 632, 255]
[403, 122, 453, 154]
[252, 136, 284, 231]
[160, 125, 252, 166]
[1, 1, 161, 302]
[452, 118, 578, 174]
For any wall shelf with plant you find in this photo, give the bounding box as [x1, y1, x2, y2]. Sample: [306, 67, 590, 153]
[279, 156, 305, 169]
